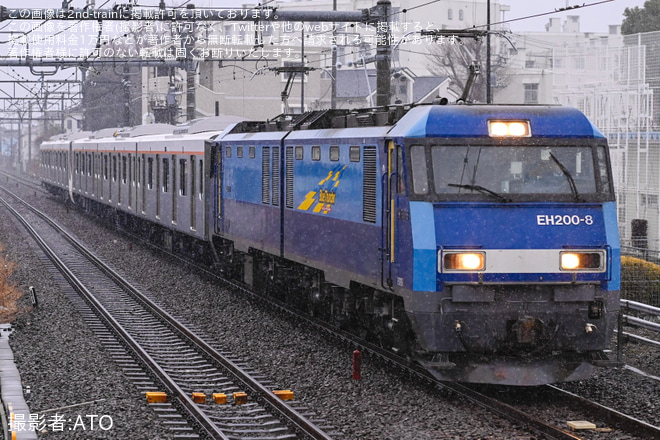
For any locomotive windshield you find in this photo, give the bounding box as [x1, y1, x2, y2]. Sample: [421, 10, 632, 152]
[409, 143, 613, 202]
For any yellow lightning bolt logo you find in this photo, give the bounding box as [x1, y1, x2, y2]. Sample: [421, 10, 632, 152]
[297, 166, 347, 214]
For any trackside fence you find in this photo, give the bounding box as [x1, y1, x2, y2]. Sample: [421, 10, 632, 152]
[621, 245, 660, 307]
[618, 246, 660, 348]
[619, 300, 660, 349]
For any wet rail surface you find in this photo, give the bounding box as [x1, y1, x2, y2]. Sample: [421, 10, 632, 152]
[0, 186, 341, 440]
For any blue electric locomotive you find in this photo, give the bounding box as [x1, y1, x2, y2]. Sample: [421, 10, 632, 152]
[41, 104, 620, 386]
[209, 104, 619, 386]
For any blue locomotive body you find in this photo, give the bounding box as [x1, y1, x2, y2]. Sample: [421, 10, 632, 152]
[388, 106, 619, 384]
[41, 105, 620, 385]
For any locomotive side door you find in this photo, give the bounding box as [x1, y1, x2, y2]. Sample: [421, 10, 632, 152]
[384, 139, 402, 289]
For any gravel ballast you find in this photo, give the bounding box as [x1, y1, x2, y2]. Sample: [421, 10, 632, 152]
[2, 182, 659, 439]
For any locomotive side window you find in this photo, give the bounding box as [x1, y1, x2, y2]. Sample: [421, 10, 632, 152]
[312, 146, 321, 161]
[295, 146, 303, 160]
[249, 146, 256, 159]
[350, 146, 360, 162]
[226, 146, 231, 158]
[330, 145, 339, 161]
[237, 146, 243, 158]
[410, 145, 429, 194]
[597, 146, 612, 195]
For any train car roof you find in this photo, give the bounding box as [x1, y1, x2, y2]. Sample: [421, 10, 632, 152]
[48, 131, 93, 142]
[284, 126, 392, 141]
[88, 127, 123, 139]
[173, 115, 247, 134]
[115, 123, 175, 138]
[388, 105, 606, 139]
[221, 130, 290, 142]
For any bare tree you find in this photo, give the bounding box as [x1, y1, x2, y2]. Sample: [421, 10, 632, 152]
[427, 36, 509, 103]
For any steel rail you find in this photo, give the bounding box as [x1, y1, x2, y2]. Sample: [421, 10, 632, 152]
[0, 194, 230, 440]
[546, 385, 660, 439]
[69, 234, 336, 440]
[0, 186, 336, 440]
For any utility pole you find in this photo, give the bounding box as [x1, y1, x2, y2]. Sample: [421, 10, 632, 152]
[331, 0, 337, 109]
[375, 0, 391, 107]
[486, 0, 492, 104]
[28, 102, 32, 173]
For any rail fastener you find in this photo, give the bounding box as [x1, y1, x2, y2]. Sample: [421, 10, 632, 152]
[145, 392, 168, 404]
[273, 390, 294, 401]
[191, 393, 206, 404]
[212, 393, 227, 404]
[233, 392, 248, 404]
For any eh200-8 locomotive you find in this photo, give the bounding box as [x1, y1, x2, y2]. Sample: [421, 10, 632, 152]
[40, 104, 621, 386]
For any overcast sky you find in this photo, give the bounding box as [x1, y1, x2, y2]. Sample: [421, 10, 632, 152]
[499, 0, 645, 33]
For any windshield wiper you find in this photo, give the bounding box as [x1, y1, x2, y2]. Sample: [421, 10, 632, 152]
[549, 153, 582, 202]
[448, 183, 511, 202]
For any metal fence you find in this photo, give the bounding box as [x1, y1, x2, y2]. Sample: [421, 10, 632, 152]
[621, 245, 660, 307]
[619, 300, 660, 349]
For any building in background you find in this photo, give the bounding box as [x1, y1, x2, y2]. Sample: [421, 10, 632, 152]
[5, 1, 660, 248]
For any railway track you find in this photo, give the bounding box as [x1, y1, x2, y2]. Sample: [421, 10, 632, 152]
[108, 225, 660, 440]
[2, 172, 659, 439]
[0, 186, 341, 440]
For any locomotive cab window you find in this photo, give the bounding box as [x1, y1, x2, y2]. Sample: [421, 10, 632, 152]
[409, 142, 614, 202]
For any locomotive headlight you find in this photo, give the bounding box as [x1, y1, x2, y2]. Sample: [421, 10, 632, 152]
[444, 252, 485, 271]
[559, 251, 604, 271]
[488, 120, 531, 137]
